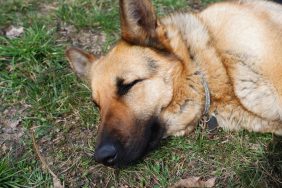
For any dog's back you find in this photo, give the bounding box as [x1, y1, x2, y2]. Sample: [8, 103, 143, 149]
[160, 0, 282, 134]
[202, 1, 282, 134]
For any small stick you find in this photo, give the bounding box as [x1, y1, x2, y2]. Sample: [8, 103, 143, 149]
[31, 129, 64, 188]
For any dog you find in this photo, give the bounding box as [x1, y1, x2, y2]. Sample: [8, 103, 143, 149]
[66, 0, 282, 167]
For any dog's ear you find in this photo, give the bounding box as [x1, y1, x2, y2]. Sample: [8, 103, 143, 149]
[119, 0, 189, 64]
[119, 0, 162, 48]
[65, 47, 96, 80]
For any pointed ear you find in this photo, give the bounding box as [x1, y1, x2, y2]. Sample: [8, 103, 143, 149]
[65, 47, 96, 80]
[120, 0, 162, 48]
[119, 0, 190, 65]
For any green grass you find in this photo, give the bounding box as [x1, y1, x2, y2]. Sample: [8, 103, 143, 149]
[0, 154, 52, 187]
[0, 157, 24, 188]
[1, 0, 281, 187]
[57, 0, 119, 33]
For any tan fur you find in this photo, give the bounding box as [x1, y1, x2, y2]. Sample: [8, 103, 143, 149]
[66, 0, 282, 158]
[158, 0, 282, 136]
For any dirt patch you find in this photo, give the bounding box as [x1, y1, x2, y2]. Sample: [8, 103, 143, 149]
[57, 23, 107, 56]
[39, 1, 59, 15]
[34, 111, 102, 187]
[0, 104, 29, 157]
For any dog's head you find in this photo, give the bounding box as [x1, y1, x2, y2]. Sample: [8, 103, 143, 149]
[66, 0, 194, 167]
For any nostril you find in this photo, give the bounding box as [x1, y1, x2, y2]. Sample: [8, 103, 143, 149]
[94, 144, 117, 166]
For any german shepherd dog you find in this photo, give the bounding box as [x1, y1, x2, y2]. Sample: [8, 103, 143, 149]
[66, 0, 282, 167]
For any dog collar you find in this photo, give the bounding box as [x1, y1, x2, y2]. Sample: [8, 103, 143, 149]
[195, 71, 218, 133]
[195, 70, 210, 116]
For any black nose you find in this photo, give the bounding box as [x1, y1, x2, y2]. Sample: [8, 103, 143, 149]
[94, 144, 117, 166]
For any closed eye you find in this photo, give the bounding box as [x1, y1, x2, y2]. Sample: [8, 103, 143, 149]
[116, 78, 143, 96]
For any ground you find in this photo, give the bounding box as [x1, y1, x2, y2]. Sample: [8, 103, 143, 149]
[0, 0, 282, 187]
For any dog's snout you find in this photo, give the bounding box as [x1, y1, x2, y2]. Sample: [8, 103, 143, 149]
[94, 144, 117, 166]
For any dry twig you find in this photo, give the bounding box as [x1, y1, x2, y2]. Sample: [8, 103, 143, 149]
[31, 129, 64, 188]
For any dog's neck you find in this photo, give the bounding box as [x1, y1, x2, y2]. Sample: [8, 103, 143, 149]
[160, 12, 224, 136]
[160, 59, 206, 136]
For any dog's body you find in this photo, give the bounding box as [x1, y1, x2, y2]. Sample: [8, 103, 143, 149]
[162, 0, 282, 136]
[66, 0, 282, 166]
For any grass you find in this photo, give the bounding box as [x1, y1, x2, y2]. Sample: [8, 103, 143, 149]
[57, 0, 119, 33]
[0, 154, 52, 187]
[0, 157, 24, 188]
[0, 0, 281, 187]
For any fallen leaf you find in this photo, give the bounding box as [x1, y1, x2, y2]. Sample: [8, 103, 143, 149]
[5, 26, 24, 39]
[8, 119, 22, 129]
[171, 176, 216, 188]
[1, 143, 9, 154]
